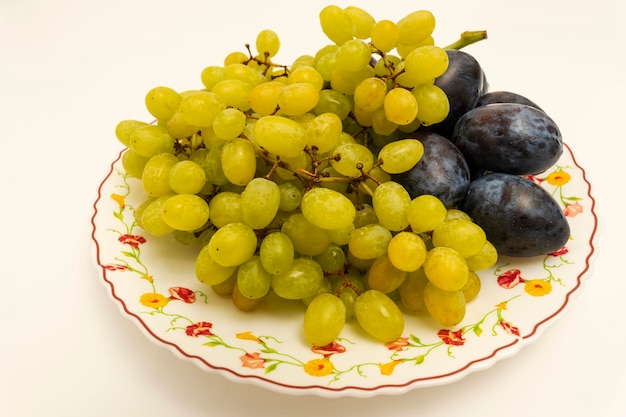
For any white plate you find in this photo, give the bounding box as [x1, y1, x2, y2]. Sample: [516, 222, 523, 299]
[91, 143, 597, 397]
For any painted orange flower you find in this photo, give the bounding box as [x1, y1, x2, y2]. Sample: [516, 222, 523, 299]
[385, 337, 409, 352]
[564, 202, 583, 217]
[545, 170, 571, 186]
[240, 352, 265, 369]
[303, 359, 334, 377]
[378, 360, 402, 376]
[524, 279, 552, 296]
[111, 193, 125, 208]
[437, 329, 465, 346]
[236, 332, 262, 343]
[311, 342, 346, 357]
[139, 292, 169, 308]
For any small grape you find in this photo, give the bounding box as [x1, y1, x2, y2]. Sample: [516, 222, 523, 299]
[354, 290, 404, 342]
[303, 293, 346, 346]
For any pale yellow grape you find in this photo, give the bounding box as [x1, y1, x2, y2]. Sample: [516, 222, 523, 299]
[378, 139, 424, 174]
[208, 191, 243, 228]
[271, 257, 324, 300]
[319, 166, 349, 194]
[348, 223, 392, 259]
[423, 282, 466, 326]
[133, 198, 154, 230]
[314, 44, 340, 64]
[387, 231, 427, 272]
[145, 86, 181, 121]
[330, 66, 375, 95]
[367, 254, 407, 293]
[465, 240, 498, 271]
[330, 142, 374, 177]
[141, 152, 179, 197]
[275, 151, 309, 181]
[278, 182, 302, 211]
[432, 218, 487, 258]
[232, 282, 266, 312]
[255, 29, 280, 57]
[200, 66, 224, 90]
[221, 138, 256, 186]
[372, 181, 411, 232]
[403, 46, 449, 86]
[208, 222, 257, 267]
[300, 187, 356, 230]
[370, 20, 399, 53]
[319, 5, 355, 45]
[277, 82, 319, 116]
[140, 194, 176, 236]
[211, 79, 251, 111]
[236, 256, 272, 299]
[166, 110, 199, 139]
[168, 160, 206, 194]
[445, 208, 472, 221]
[384, 88, 418, 125]
[373, 54, 401, 78]
[291, 54, 316, 71]
[116, 119, 148, 147]
[353, 77, 387, 113]
[326, 222, 354, 246]
[306, 112, 342, 153]
[335, 39, 371, 72]
[130, 124, 175, 159]
[161, 194, 210, 231]
[224, 51, 248, 65]
[344, 5, 375, 39]
[396, 10, 436, 46]
[423, 246, 469, 291]
[371, 108, 398, 135]
[212, 108, 246, 140]
[396, 36, 434, 59]
[359, 165, 390, 195]
[248, 81, 284, 116]
[462, 271, 481, 302]
[288, 66, 324, 91]
[195, 243, 237, 286]
[121, 149, 149, 179]
[354, 289, 404, 342]
[314, 89, 352, 120]
[222, 63, 267, 87]
[412, 84, 450, 126]
[179, 91, 226, 127]
[407, 194, 447, 233]
[315, 50, 338, 82]
[354, 106, 374, 127]
[281, 213, 330, 256]
[241, 178, 281, 229]
[303, 293, 346, 346]
[259, 231, 294, 275]
[398, 268, 429, 312]
[193, 144, 230, 186]
[253, 115, 308, 158]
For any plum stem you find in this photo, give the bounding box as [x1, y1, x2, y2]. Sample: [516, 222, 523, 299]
[444, 30, 488, 50]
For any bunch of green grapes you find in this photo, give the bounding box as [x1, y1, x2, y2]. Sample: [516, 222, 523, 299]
[114, 4, 489, 346]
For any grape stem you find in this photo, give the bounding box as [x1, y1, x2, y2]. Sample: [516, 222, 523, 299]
[443, 30, 488, 50]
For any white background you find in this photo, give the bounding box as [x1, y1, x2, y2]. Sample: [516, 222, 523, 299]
[1, 0, 624, 416]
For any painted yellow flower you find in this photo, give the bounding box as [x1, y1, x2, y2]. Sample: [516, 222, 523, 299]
[139, 292, 169, 308]
[110, 193, 125, 208]
[236, 332, 262, 343]
[141, 275, 154, 283]
[303, 359, 334, 377]
[496, 301, 508, 310]
[545, 170, 571, 186]
[378, 360, 402, 376]
[524, 279, 552, 297]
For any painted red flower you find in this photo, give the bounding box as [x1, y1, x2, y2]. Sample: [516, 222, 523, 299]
[185, 321, 214, 337]
[240, 352, 265, 369]
[549, 246, 569, 257]
[104, 263, 129, 271]
[385, 337, 410, 352]
[499, 320, 521, 337]
[118, 234, 147, 249]
[311, 342, 346, 357]
[525, 175, 544, 184]
[437, 329, 465, 346]
[169, 287, 196, 303]
[497, 269, 524, 289]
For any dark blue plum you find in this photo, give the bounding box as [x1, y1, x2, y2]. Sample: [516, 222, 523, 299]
[476, 91, 542, 111]
[392, 132, 470, 208]
[451, 103, 563, 175]
[460, 173, 570, 257]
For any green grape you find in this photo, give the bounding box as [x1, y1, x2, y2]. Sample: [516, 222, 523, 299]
[161, 194, 210, 232]
[367, 254, 407, 293]
[403, 46, 449, 86]
[373, 54, 401, 78]
[208, 222, 257, 267]
[236, 256, 272, 299]
[387, 231, 427, 272]
[259, 231, 294, 275]
[288, 66, 324, 91]
[313, 244, 346, 273]
[398, 268, 429, 312]
[200, 65, 224, 90]
[315, 50, 338, 82]
[223, 51, 248, 66]
[319, 5, 355, 44]
[465, 240, 498, 271]
[115, 119, 148, 147]
[208, 191, 243, 228]
[462, 271, 481, 302]
[370, 20, 399, 53]
[173, 230, 197, 246]
[330, 66, 375, 95]
[326, 222, 354, 246]
[300, 187, 356, 230]
[412, 84, 450, 126]
[121, 149, 149, 179]
[142, 152, 179, 197]
[253, 115, 308, 158]
[278, 181, 302, 212]
[301, 276, 333, 306]
[140, 193, 176, 236]
[353, 77, 387, 113]
[378, 139, 424, 174]
[313, 89, 352, 120]
[168, 160, 207, 195]
[407, 194, 447, 233]
[196, 243, 237, 286]
[291, 54, 316, 71]
[396, 10, 436, 46]
[303, 293, 346, 346]
[145, 86, 181, 121]
[179, 91, 226, 127]
[372, 181, 411, 232]
[190, 145, 229, 186]
[166, 110, 199, 139]
[133, 197, 154, 230]
[211, 79, 252, 111]
[232, 282, 266, 312]
[241, 177, 281, 229]
[348, 223, 392, 259]
[354, 289, 404, 342]
[212, 108, 246, 141]
[330, 142, 374, 177]
[371, 107, 398, 135]
[222, 63, 267, 87]
[423, 246, 469, 291]
[255, 29, 280, 58]
[129, 124, 175, 159]
[306, 112, 342, 153]
[248, 81, 284, 116]
[221, 138, 256, 186]
[271, 257, 324, 300]
[276, 82, 319, 116]
[335, 39, 371, 72]
[432, 218, 487, 258]
[344, 5, 375, 39]
[281, 213, 331, 256]
[210, 270, 237, 296]
[384, 88, 418, 125]
[353, 204, 378, 228]
[196, 227, 216, 248]
[423, 282, 466, 326]
[396, 36, 434, 59]
[332, 271, 365, 320]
